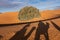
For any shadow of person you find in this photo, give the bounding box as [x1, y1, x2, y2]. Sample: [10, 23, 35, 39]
[34, 21, 49, 40]
[10, 23, 36, 40]
[22, 27, 36, 40]
[0, 35, 3, 40]
[51, 21, 60, 31]
[10, 23, 31, 40]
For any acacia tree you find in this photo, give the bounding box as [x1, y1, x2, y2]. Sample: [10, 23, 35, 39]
[18, 6, 40, 21]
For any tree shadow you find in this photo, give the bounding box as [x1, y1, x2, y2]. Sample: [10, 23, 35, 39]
[34, 21, 49, 40]
[10, 23, 36, 40]
[50, 21, 60, 31]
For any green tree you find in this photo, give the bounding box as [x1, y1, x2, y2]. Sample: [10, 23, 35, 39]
[18, 6, 40, 21]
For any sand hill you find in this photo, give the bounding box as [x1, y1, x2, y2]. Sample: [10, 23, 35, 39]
[0, 10, 60, 24]
[0, 10, 60, 40]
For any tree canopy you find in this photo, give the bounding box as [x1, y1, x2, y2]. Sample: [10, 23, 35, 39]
[18, 6, 40, 21]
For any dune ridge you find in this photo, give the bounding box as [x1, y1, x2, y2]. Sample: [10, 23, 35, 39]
[0, 10, 60, 24]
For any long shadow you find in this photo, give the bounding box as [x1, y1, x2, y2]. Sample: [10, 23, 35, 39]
[22, 27, 36, 40]
[51, 21, 60, 31]
[0, 15, 60, 27]
[10, 23, 36, 40]
[9, 23, 30, 40]
[0, 35, 3, 40]
[34, 21, 49, 40]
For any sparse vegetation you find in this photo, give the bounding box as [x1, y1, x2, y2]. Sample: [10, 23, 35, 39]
[18, 6, 40, 21]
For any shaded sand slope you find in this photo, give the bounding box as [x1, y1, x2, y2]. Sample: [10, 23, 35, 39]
[0, 10, 60, 40]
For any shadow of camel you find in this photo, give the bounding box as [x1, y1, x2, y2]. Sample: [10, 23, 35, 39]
[50, 21, 60, 31]
[0, 15, 60, 27]
[10, 23, 36, 40]
[34, 21, 49, 40]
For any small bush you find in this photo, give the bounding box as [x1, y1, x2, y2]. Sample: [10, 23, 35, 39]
[18, 6, 40, 21]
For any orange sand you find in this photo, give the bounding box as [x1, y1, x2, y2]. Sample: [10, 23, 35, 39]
[0, 10, 60, 24]
[0, 10, 60, 40]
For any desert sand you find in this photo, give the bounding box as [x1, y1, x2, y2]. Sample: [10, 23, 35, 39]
[0, 10, 60, 40]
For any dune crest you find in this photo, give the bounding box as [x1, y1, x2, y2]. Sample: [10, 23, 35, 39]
[0, 10, 60, 24]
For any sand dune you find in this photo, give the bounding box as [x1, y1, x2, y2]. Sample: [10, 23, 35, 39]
[0, 10, 60, 24]
[0, 12, 19, 24]
[0, 10, 60, 40]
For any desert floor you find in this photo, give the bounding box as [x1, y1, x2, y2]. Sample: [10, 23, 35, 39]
[0, 10, 60, 40]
